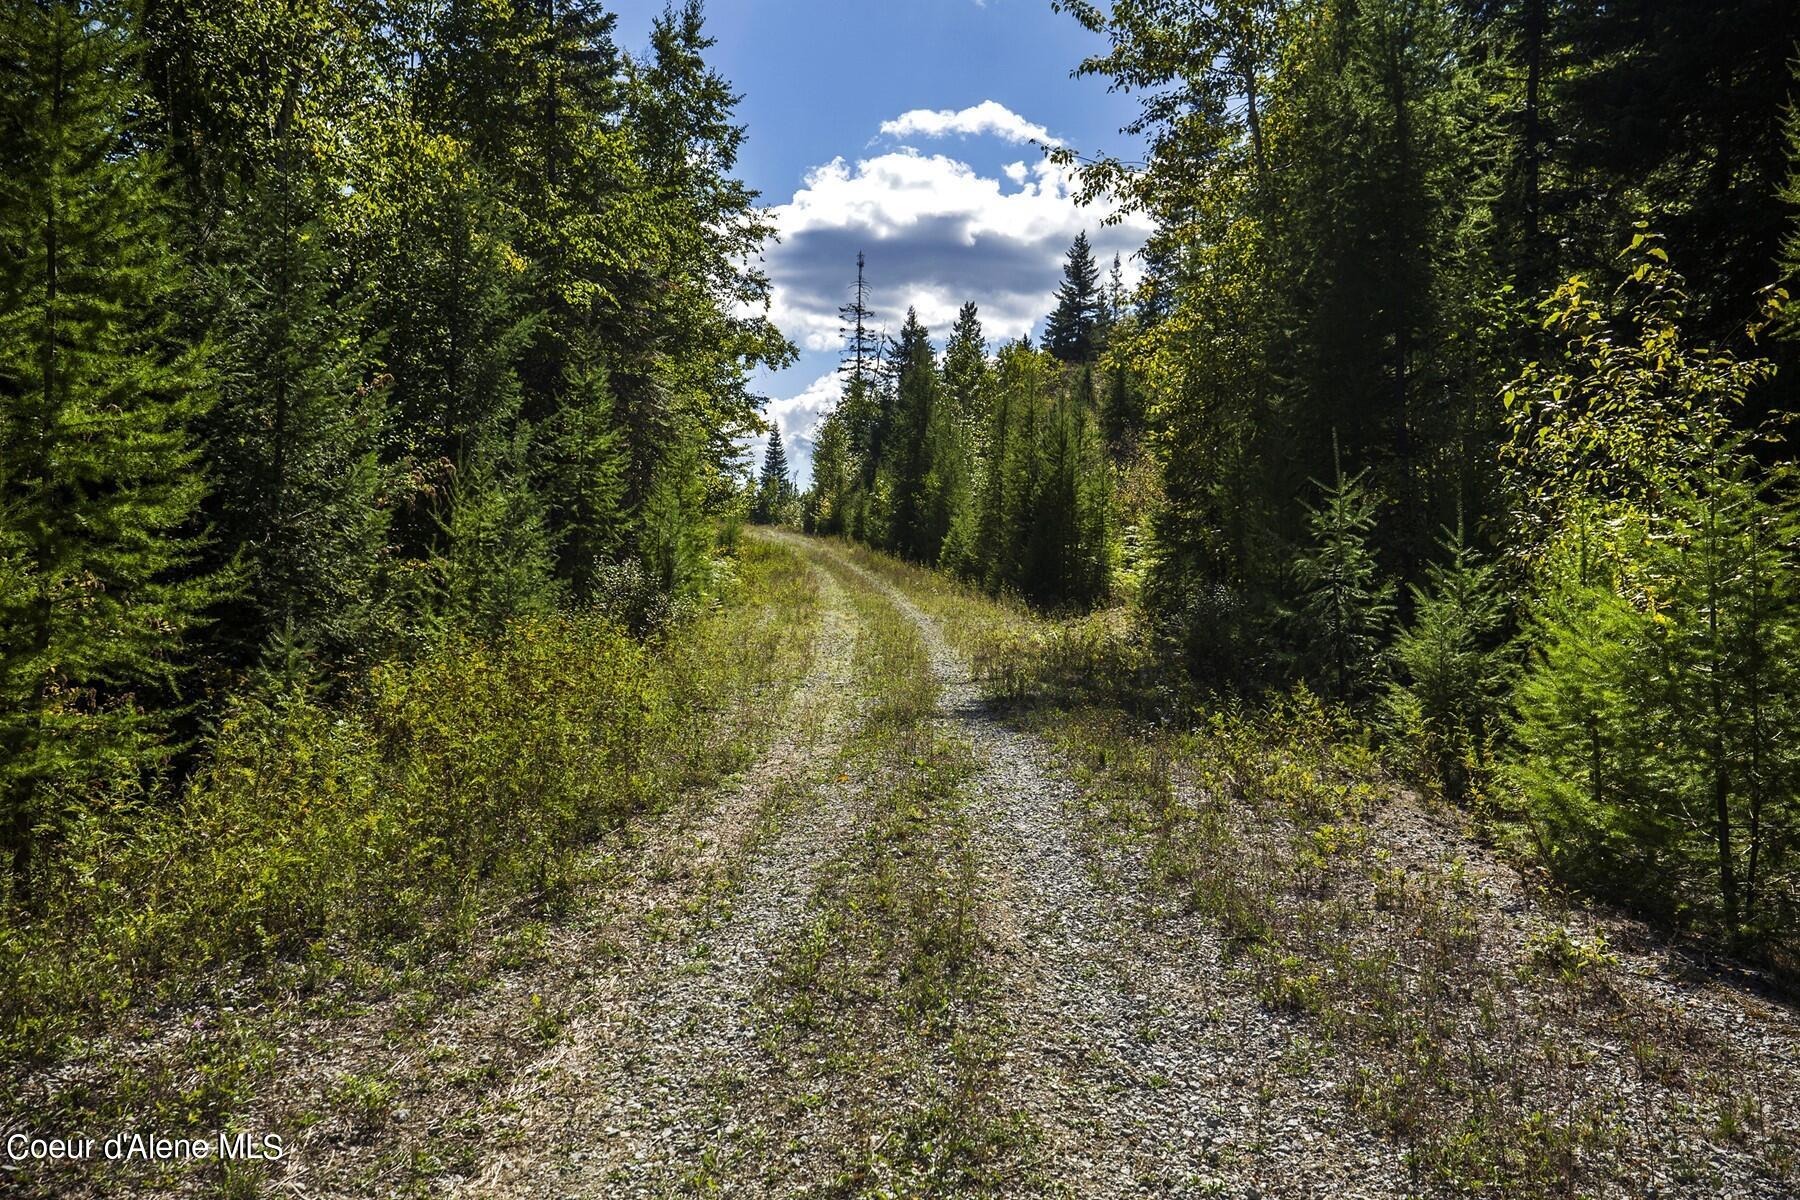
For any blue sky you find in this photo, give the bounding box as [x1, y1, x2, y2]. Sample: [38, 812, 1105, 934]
[610, 0, 1149, 484]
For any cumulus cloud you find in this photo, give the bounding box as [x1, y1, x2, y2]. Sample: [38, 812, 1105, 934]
[878, 100, 1060, 147]
[755, 103, 1150, 485]
[763, 146, 1148, 353]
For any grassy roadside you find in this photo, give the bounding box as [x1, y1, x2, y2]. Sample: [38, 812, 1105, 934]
[706, 545, 1048, 1198]
[835, 537, 1798, 1197]
[0, 536, 825, 1196]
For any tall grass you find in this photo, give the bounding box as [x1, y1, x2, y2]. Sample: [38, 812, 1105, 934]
[0, 539, 819, 1062]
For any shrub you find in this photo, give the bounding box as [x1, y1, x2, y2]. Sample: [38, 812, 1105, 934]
[0, 539, 811, 1061]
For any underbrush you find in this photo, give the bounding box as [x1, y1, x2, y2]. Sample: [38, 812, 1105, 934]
[1049, 697, 1639, 1195]
[0, 539, 818, 1065]
[844, 539, 1797, 1195]
[1063, 699, 1792, 1192]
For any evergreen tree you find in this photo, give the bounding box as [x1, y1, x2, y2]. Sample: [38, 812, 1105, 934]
[885, 309, 944, 561]
[1294, 460, 1396, 701]
[942, 301, 991, 438]
[201, 140, 390, 675]
[970, 342, 1031, 590]
[752, 426, 791, 524]
[1556, 0, 1800, 365]
[639, 427, 713, 597]
[432, 426, 555, 636]
[1022, 382, 1112, 607]
[839, 251, 880, 395]
[805, 410, 853, 535]
[375, 159, 545, 629]
[536, 359, 628, 600]
[1044, 231, 1103, 364]
[1505, 240, 1797, 934]
[0, 2, 213, 879]
[1384, 526, 1511, 803]
[614, 1, 792, 538]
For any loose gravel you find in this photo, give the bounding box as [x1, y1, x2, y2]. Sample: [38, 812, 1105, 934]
[829, 548, 1419, 1199]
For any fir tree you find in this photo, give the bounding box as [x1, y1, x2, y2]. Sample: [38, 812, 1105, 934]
[885, 309, 944, 561]
[943, 301, 990, 438]
[752, 426, 792, 524]
[970, 342, 1028, 590]
[201, 139, 390, 675]
[1384, 525, 1511, 802]
[376, 162, 546, 631]
[432, 426, 555, 636]
[536, 359, 628, 600]
[1505, 241, 1798, 932]
[804, 410, 853, 535]
[1022, 381, 1111, 607]
[1294, 459, 1396, 701]
[0, 2, 213, 879]
[1044, 231, 1103, 364]
[639, 428, 713, 596]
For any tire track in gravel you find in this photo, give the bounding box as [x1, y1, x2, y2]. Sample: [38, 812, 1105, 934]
[228, 544, 852, 1199]
[458, 547, 875, 1199]
[823, 543, 1415, 1199]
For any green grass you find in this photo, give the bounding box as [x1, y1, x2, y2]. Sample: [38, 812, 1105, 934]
[0, 537, 822, 1111]
[844, 536, 1796, 1199]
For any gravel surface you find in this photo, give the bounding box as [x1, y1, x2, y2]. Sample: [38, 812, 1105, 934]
[15, 534, 1794, 1199]
[831, 550, 1418, 1199]
[456, 556, 873, 1198]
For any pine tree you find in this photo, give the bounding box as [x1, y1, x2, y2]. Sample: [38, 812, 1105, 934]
[1044, 231, 1103, 363]
[201, 139, 390, 675]
[1294, 459, 1396, 701]
[753, 426, 791, 524]
[0, 2, 213, 880]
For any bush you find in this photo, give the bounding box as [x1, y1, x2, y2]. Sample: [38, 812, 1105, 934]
[1383, 529, 1512, 804]
[0, 538, 813, 1061]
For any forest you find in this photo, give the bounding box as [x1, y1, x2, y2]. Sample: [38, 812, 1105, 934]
[1, 0, 792, 1043]
[782, 0, 1800, 954]
[3, 0, 1800, 1195]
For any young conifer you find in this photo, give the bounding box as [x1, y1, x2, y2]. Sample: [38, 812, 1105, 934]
[1295, 455, 1395, 700]
[752, 425, 791, 524]
[203, 139, 390, 676]
[0, 2, 213, 878]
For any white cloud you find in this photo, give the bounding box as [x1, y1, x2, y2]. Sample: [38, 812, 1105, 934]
[751, 369, 842, 489]
[769, 370, 841, 446]
[763, 146, 1148, 353]
[878, 100, 1060, 147]
[756, 104, 1151, 487]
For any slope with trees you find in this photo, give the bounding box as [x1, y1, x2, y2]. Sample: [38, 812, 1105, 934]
[0, 0, 791, 1054]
